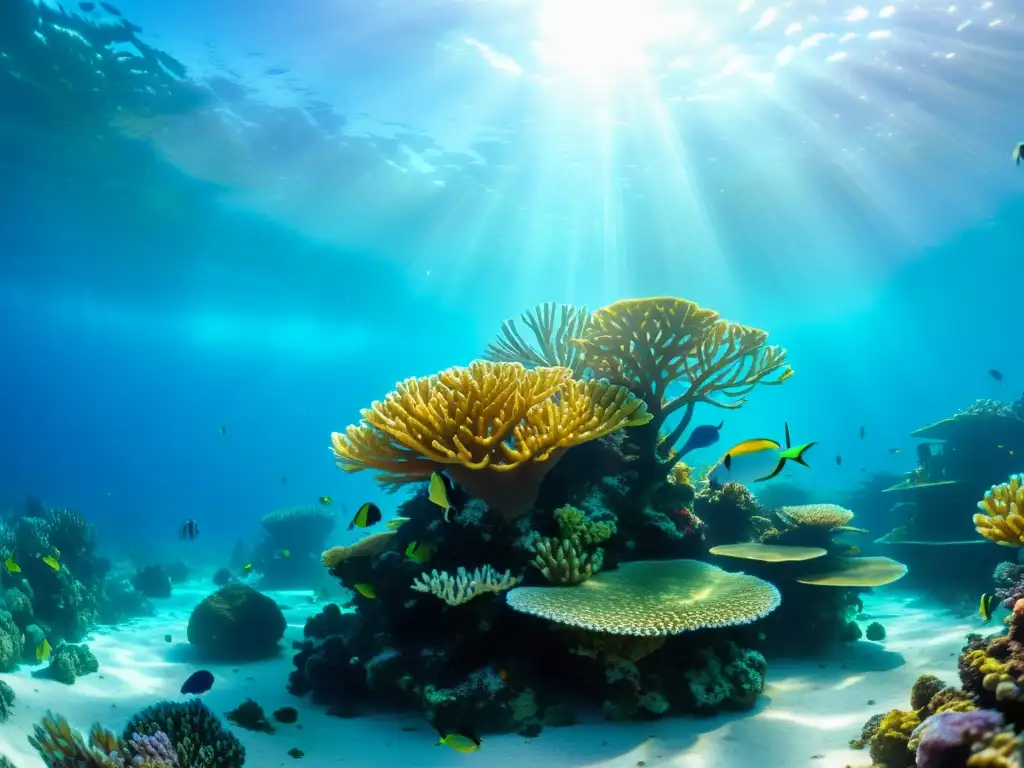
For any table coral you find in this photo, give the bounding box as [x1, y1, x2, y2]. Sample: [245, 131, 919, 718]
[976, 475, 1024, 546]
[330, 361, 651, 520]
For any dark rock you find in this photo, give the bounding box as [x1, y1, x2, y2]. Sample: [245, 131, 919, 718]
[132, 566, 172, 598]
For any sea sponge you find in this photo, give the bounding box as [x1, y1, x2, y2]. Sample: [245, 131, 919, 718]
[975, 475, 1024, 546]
[869, 708, 921, 767]
[321, 530, 396, 569]
[505, 559, 781, 636]
[411, 565, 520, 606]
[914, 710, 1019, 768]
[187, 584, 285, 660]
[485, 302, 592, 378]
[568, 297, 792, 458]
[330, 361, 651, 519]
[125, 699, 244, 768]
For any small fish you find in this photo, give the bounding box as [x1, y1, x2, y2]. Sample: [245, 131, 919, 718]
[180, 519, 199, 540]
[981, 593, 997, 623]
[989, 369, 1004, 383]
[428, 471, 457, 522]
[859, 426, 865, 439]
[99, 1, 122, 15]
[278, 549, 291, 558]
[317, 496, 332, 506]
[835, 455, 842, 467]
[219, 425, 226, 435]
[36, 638, 51, 663]
[349, 502, 382, 530]
[78, 2, 95, 11]
[387, 517, 410, 530]
[889, 448, 903, 455]
[707, 423, 816, 488]
[1014, 143, 1024, 166]
[353, 583, 376, 599]
[180, 669, 215, 695]
[405, 540, 435, 565]
[677, 421, 724, 457]
[435, 727, 482, 754]
[4, 554, 20, 574]
[40, 555, 59, 571]
[242, 563, 253, 576]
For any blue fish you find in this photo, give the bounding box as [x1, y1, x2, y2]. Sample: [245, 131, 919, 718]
[180, 670, 215, 695]
[678, 422, 724, 457]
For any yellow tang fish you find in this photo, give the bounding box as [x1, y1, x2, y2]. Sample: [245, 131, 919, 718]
[428, 471, 457, 522]
[980, 593, 997, 623]
[405, 541, 435, 565]
[707, 423, 816, 489]
[36, 637, 51, 663]
[353, 583, 376, 599]
[4, 554, 20, 574]
[41, 555, 60, 571]
[435, 728, 481, 754]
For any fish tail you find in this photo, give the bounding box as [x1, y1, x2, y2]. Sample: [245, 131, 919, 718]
[716, 421, 724, 429]
[784, 421, 792, 448]
[780, 442, 816, 467]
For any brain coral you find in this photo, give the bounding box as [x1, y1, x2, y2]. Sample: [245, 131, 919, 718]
[505, 559, 781, 636]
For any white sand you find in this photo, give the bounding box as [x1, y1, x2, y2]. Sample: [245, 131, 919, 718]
[0, 584, 982, 768]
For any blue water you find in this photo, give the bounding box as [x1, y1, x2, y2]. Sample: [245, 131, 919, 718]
[1, 1, 1023, 762]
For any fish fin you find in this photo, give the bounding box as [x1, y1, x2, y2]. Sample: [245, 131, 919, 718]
[780, 442, 817, 466]
[433, 725, 447, 740]
[347, 522, 354, 531]
[755, 459, 787, 482]
[715, 421, 723, 430]
[784, 422, 792, 449]
[724, 453, 732, 471]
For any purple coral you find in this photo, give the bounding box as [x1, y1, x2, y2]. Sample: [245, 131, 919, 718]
[126, 730, 179, 767]
[993, 561, 1024, 608]
[914, 709, 1004, 768]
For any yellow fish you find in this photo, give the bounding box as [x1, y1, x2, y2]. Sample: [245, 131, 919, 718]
[36, 637, 51, 663]
[428, 471, 457, 522]
[41, 555, 59, 571]
[405, 541, 435, 565]
[707, 423, 816, 488]
[280, 550, 291, 558]
[387, 517, 410, 531]
[435, 728, 481, 754]
[242, 563, 253, 575]
[317, 496, 332, 505]
[981, 593, 997, 623]
[4, 554, 20, 574]
[353, 583, 376, 599]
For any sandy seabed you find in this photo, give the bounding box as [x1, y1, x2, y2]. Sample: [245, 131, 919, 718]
[0, 583, 981, 768]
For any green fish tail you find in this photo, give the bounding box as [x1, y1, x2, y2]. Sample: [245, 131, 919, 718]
[780, 442, 817, 466]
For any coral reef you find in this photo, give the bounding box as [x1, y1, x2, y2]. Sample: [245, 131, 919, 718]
[915, 710, 1022, 768]
[289, 297, 876, 735]
[976, 475, 1024, 547]
[0, 679, 13, 723]
[253, 506, 336, 588]
[226, 699, 274, 733]
[33, 642, 99, 685]
[187, 584, 286, 660]
[124, 699, 245, 767]
[134, 565, 173, 598]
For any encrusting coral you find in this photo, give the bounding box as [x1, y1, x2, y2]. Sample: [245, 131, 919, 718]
[330, 360, 652, 520]
[411, 566, 521, 606]
[975, 474, 1024, 546]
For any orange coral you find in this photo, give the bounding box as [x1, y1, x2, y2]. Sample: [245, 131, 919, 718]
[330, 361, 651, 519]
[568, 297, 792, 461]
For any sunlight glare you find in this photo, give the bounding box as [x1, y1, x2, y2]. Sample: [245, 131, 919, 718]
[534, 0, 700, 83]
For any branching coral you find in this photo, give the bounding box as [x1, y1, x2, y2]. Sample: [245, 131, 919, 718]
[411, 566, 521, 606]
[975, 475, 1024, 546]
[124, 699, 244, 768]
[29, 711, 180, 767]
[526, 505, 616, 584]
[506, 559, 781, 636]
[485, 302, 592, 378]
[330, 361, 651, 519]
[567, 297, 792, 461]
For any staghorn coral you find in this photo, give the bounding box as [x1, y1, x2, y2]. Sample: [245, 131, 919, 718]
[321, 531, 396, 569]
[124, 699, 244, 768]
[485, 302, 592, 378]
[506, 559, 781, 636]
[976, 475, 1024, 546]
[568, 297, 792, 461]
[330, 361, 651, 519]
[410, 566, 521, 606]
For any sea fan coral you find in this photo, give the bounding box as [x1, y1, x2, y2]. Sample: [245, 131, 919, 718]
[485, 302, 592, 378]
[505, 559, 781, 636]
[330, 361, 651, 519]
